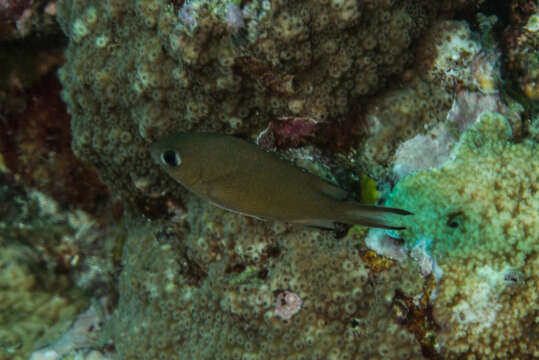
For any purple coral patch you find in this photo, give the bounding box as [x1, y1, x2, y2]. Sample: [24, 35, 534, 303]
[270, 116, 319, 147]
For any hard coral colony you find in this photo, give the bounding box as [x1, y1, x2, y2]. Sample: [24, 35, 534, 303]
[1, 0, 536, 360]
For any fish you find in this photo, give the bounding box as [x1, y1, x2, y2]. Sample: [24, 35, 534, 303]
[150, 133, 412, 230]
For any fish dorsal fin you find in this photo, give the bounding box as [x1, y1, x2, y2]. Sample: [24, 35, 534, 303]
[315, 180, 350, 201]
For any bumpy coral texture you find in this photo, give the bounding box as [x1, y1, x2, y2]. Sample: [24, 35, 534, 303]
[0, 244, 88, 360]
[354, 20, 500, 181]
[503, 9, 539, 101]
[387, 113, 538, 359]
[101, 196, 428, 360]
[0, 175, 120, 360]
[55, 0, 476, 204]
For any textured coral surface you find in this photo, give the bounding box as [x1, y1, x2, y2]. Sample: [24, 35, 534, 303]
[102, 200, 427, 360]
[387, 113, 538, 359]
[3, 0, 539, 359]
[0, 177, 91, 360]
[55, 0, 478, 207]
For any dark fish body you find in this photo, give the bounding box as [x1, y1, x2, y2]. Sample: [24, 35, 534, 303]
[151, 133, 411, 230]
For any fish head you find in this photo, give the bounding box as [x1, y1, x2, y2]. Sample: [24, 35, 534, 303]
[150, 133, 200, 185]
[151, 134, 181, 166]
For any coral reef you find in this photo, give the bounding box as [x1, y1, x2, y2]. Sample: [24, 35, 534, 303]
[355, 77, 454, 180]
[55, 0, 481, 206]
[0, 241, 88, 360]
[392, 89, 504, 179]
[386, 112, 538, 358]
[100, 199, 429, 360]
[0, 180, 91, 360]
[7, 1, 534, 359]
[0, 171, 125, 359]
[354, 20, 503, 181]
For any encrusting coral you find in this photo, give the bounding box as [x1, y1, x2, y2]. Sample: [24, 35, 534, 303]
[100, 200, 428, 360]
[55, 0, 481, 210]
[503, 6, 539, 102]
[0, 230, 88, 360]
[354, 19, 503, 181]
[0, 171, 123, 360]
[387, 112, 538, 359]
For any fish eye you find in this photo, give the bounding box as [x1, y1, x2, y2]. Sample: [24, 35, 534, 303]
[160, 150, 181, 167]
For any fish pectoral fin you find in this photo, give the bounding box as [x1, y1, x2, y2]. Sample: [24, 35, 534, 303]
[315, 181, 350, 201]
[291, 218, 336, 230]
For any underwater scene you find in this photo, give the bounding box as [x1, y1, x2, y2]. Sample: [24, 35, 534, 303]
[0, 0, 538, 359]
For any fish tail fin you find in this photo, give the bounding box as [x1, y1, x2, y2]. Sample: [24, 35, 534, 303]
[340, 203, 413, 230]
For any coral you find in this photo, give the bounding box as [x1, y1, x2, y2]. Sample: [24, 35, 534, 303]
[0, 169, 122, 301]
[355, 77, 454, 180]
[255, 116, 320, 150]
[269, 116, 320, 148]
[0, 172, 123, 359]
[54, 0, 480, 209]
[507, 0, 538, 26]
[416, 20, 496, 90]
[0, 241, 88, 360]
[354, 20, 502, 181]
[503, 10, 539, 102]
[39, 2, 539, 360]
[99, 196, 430, 359]
[392, 89, 504, 179]
[529, 112, 539, 141]
[386, 112, 538, 358]
[0, 22, 110, 215]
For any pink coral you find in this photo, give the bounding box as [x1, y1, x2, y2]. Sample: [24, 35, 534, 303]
[274, 291, 302, 320]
